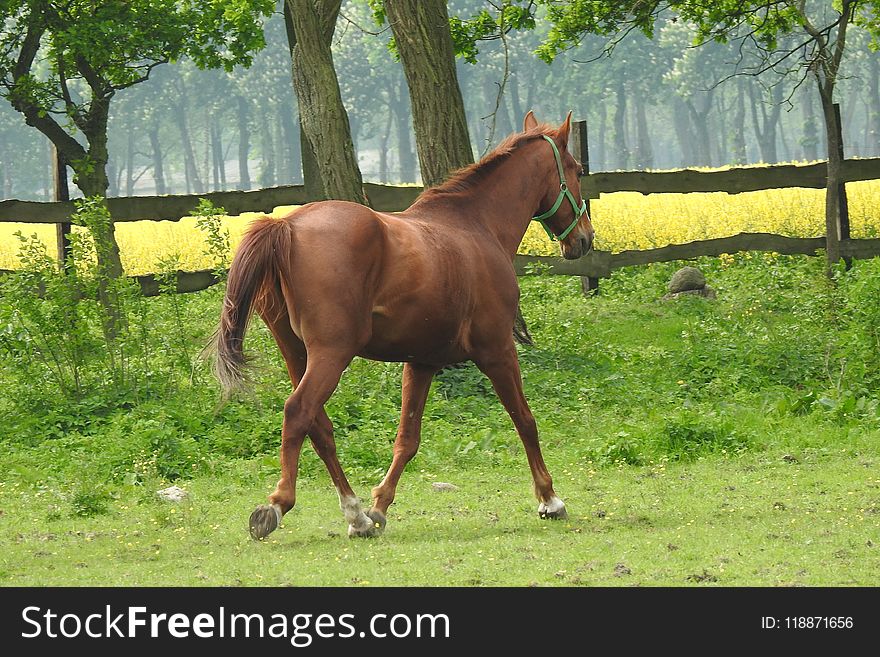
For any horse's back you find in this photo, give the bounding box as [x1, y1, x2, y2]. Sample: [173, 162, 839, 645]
[270, 200, 517, 363]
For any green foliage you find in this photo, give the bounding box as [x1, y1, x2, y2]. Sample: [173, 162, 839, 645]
[534, 0, 880, 63]
[70, 488, 111, 518]
[448, 2, 537, 64]
[659, 409, 752, 461]
[193, 198, 231, 277]
[370, 0, 538, 64]
[0, 0, 275, 115]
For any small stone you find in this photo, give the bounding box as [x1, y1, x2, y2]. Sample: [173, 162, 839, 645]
[668, 266, 706, 293]
[431, 482, 459, 492]
[157, 485, 189, 503]
[613, 563, 632, 576]
[782, 454, 799, 463]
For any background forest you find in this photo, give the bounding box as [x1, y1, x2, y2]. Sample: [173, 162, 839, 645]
[2, 0, 878, 201]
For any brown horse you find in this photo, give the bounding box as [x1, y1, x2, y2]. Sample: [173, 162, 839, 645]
[214, 111, 594, 539]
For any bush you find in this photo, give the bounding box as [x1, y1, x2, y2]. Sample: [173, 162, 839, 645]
[658, 409, 751, 461]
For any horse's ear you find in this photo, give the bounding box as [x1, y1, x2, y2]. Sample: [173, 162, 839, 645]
[523, 110, 538, 131]
[558, 111, 573, 147]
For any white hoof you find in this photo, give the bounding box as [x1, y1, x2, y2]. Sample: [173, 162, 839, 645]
[538, 496, 567, 520]
[340, 495, 383, 538]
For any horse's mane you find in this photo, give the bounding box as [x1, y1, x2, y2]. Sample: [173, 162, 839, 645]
[417, 124, 557, 201]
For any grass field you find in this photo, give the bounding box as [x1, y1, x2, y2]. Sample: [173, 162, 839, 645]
[1, 252, 879, 586]
[1, 448, 876, 586]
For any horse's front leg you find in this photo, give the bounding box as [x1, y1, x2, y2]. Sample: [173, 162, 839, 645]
[308, 407, 383, 538]
[475, 344, 567, 520]
[368, 363, 438, 532]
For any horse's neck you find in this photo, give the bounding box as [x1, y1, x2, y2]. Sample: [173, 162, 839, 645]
[413, 151, 545, 257]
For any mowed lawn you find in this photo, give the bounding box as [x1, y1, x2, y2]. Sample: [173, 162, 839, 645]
[0, 445, 877, 586]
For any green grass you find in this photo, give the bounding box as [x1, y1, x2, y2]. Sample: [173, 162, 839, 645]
[1, 252, 880, 586]
[1, 445, 877, 586]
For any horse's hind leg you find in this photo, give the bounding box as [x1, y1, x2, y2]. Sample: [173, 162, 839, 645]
[475, 344, 567, 520]
[250, 347, 356, 539]
[368, 363, 438, 528]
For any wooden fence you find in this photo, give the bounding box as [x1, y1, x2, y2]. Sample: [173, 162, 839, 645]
[2, 119, 880, 296]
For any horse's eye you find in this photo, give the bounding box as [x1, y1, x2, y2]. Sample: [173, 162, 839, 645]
[577, 168, 585, 179]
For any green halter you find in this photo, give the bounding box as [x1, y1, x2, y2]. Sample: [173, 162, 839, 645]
[532, 135, 587, 241]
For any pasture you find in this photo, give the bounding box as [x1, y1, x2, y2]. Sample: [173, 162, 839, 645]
[1, 244, 879, 585]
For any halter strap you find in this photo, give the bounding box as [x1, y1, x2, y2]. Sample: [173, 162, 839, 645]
[532, 135, 587, 241]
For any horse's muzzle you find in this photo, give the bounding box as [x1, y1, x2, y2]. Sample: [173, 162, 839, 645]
[562, 232, 593, 260]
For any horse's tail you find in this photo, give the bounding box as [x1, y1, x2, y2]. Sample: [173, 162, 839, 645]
[213, 216, 291, 397]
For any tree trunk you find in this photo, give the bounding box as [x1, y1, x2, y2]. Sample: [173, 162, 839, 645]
[732, 79, 747, 164]
[820, 89, 844, 265]
[286, 0, 367, 204]
[594, 101, 607, 171]
[72, 99, 123, 280]
[237, 96, 251, 190]
[394, 76, 416, 183]
[777, 112, 791, 162]
[279, 107, 298, 184]
[385, 0, 474, 187]
[633, 94, 654, 169]
[748, 82, 782, 163]
[868, 56, 880, 154]
[378, 107, 393, 182]
[203, 124, 211, 193]
[259, 105, 276, 188]
[125, 126, 135, 196]
[73, 99, 126, 337]
[613, 81, 629, 170]
[801, 87, 820, 161]
[176, 100, 203, 194]
[672, 96, 695, 165]
[685, 95, 713, 166]
[148, 124, 166, 195]
[509, 71, 525, 125]
[211, 123, 225, 191]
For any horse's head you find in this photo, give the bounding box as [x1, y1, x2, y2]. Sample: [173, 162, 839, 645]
[526, 111, 595, 260]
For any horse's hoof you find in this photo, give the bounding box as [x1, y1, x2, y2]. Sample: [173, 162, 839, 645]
[366, 509, 387, 532]
[348, 510, 385, 539]
[538, 497, 568, 520]
[249, 504, 281, 540]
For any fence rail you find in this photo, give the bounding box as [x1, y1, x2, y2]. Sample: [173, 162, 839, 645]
[2, 158, 880, 224]
[3, 231, 872, 297]
[0, 182, 422, 224]
[2, 140, 880, 291]
[581, 157, 880, 197]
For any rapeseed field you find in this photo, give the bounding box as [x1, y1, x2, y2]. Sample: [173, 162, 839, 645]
[1, 181, 878, 274]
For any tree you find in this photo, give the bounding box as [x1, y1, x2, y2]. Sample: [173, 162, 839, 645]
[536, 0, 880, 265]
[0, 0, 273, 276]
[380, 0, 475, 186]
[283, 0, 367, 204]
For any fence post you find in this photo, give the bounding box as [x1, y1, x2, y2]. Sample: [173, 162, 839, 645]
[570, 119, 598, 295]
[52, 145, 72, 271]
[833, 103, 852, 269]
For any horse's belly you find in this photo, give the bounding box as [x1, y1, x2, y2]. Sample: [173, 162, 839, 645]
[358, 311, 468, 364]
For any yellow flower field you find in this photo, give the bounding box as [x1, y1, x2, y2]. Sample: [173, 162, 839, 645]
[521, 179, 880, 256]
[1, 182, 878, 274]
